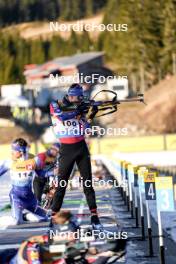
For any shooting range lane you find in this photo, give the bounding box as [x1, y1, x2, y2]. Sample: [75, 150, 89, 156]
[0, 160, 176, 263]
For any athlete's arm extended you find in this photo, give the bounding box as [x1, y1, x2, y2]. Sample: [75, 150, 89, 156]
[50, 101, 80, 121]
[0, 160, 11, 176]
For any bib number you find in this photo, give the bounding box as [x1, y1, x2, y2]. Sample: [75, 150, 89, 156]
[53, 118, 82, 137]
[63, 120, 77, 127]
[12, 171, 34, 181]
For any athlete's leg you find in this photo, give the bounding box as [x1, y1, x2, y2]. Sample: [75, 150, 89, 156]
[10, 191, 23, 224]
[76, 141, 103, 229]
[25, 193, 47, 222]
[75, 141, 97, 211]
[34, 206, 47, 218]
[51, 144, 76, 212]
[33, 176, 47, 203]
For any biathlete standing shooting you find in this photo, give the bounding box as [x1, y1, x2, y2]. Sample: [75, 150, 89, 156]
[50, 83, 103, 231]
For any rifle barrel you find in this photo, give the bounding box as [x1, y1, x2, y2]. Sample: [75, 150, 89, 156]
[116, 97, 144, 103]
[95, 97, 144, 106]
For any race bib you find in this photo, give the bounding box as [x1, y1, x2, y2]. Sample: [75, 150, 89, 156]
[11, 170, 34, 181]
[11, 159, 35, 187]
[52, 117, 83, 138]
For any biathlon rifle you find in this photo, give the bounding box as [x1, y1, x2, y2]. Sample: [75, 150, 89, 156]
[61, 90, 146, 121]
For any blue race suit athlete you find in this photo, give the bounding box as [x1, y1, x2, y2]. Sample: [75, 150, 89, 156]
[50, 83, 103, 231]
[33, 143, 60, 203]
[0, 138, 47, 224]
